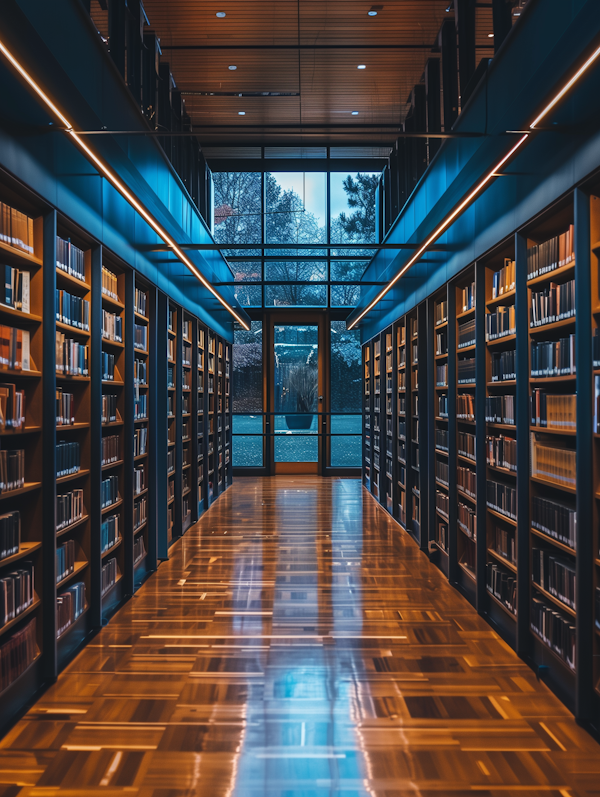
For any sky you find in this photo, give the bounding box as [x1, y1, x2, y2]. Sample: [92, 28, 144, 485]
[271, 172, 379, 228]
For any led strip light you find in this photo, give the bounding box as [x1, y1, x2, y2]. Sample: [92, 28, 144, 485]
[0, 39, 251, 330]
[348, 40, 600, 330]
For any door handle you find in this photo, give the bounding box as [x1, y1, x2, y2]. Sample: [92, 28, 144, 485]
[318, 396, 323, 401]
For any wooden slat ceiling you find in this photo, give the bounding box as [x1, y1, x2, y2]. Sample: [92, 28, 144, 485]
[92, 1, 495, 148]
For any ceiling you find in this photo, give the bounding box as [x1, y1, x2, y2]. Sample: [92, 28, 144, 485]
[91, 0, 495, 150]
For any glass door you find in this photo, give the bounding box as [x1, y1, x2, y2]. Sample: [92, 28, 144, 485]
[269, 315, 325, 474]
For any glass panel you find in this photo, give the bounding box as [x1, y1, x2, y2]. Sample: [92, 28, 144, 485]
[213, 172, 262, 250]
[233, 436, 263, 467]
[330, 260, 368, 281]
[264, 261, 326, 282]
[274, 325, 319, 462]
[233, 322, 262, 412]
[266, 173, 326, 247]
[230, 261, 261, 282]
[330, 414, 362, 434]
[330, 284, 362, 307]
[275, 435, 319, 463]
[330, 321, 361, 412]
[234, 284, 262, 307]
[331, 435, 361, 467]
[265, 284, 327, 307]
[232, 414, 263, 434]
[330, 171, 379, 245]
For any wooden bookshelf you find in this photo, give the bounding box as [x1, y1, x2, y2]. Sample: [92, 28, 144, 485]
[432, 290, 449, 563]
[132, 276, 150, 583]
[383, 328, 394, 513]
[207, 330, 216, 504]
[216, 338, 224, 494]
[182, 313, 193, 533]
[395, 318, 406, 528]
[195, 321, 206, 518]
[591, 194, 600, 708]
[166, 300, 179, 544]
[407, 308, 420, 544]
[224, 340, 232, 489]
[362, 339, 372, 492]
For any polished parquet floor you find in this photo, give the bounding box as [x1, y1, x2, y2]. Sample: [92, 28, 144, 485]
[1, 477, 599, 796]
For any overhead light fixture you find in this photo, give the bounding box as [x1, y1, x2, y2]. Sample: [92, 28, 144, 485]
[0, 39, 250, 330]
[488, 33, 494, 37]
[348, 38, 600, 330]
[228, 65, 237, 70]
[216, 11, 226, 17]
[368, 10, 378, 16]
[357, 64, 366, 70]
[238, 111, 246, 115]
[352, 111, 359, 115]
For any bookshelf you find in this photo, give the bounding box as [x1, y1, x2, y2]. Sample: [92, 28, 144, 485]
[182, 313, 193, 533]
[224, 341, 232, 489]
[166, 300, 178, 544]
[483, 246, 518, 635]
[207, 330, 216, 504]
[363, 340, 371, 492]
[133, 275, 150, 585]
[372, 334, 381, 502]
[383, 329, 394, 513]
[432, 290, 449, 567]
[360, 191, 600, 724]
[195, 320, 206, 518]
[395, 318, 406, 528]
[216, 338, 224, 494]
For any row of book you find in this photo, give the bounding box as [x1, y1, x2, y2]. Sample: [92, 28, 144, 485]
[494, 524, 516, 565]
[531, 596, 575, 671]
[183, 341, 192, 367]
[593, 328, 600, 368]
[101, 266, 119, 301]
[134, 495, 147, 530]
[102, 309, 122, 343]
[530, 390, 576, 430]
[485, 305, 515, 340]
[486, 434, 517, 471]
[530, 280, 575, 327]
[1, 266, 30, 313]
[435, 459, 449, 487]
[458, 431, 476, 460]
[435, 429, 448, 451]
[56, 290, 90, 331]
[532, 547, 576, 610]
[0, 326, 31, 371]
[435, 330, 447, 355]
[526, 226, 574, 280]
[486, 480, 517, 520]
[491, 349, 516, 382]
[0, 203, 34, 255]
[458, 501, 477, 540]
[56, 489, 83, 531]
[167, 338, 175, 361]
[0, 561, 34, 627]
[101, 557, 118, 597]
[435, 300, 447, 325]
[56, 334, 88, 376]
[101, 475, 119, 509]
[458, 317, 476, 348]
[0, 511, 20, 561]
[134, 394, 147, 420]
[436, 364, 447, 386]
[56, 389, 74, 426]
[133, 534, 146, 565]
[460, 281, 475, 313]
[457, 466, 476, 498]
[56, 237, 85, 282]
[101, 394, 118, 425]
[0, 617, 36, 693]
[457, 393, 475, 421]
[491, 258, 515, 299]
[436, 490, 449, 518]
[530, 436, 576, 488]
[101, 514, 119, 554]
[530, 335, 575, 377]
[532, 495, 576, 550]
[134, 287, 147, 317]
[0, 449, 25, 494]
[101, 435, 119, 466]
[486, 562, 516, 615]
[0, 383, 25, 430]
[56, 539, 75, 584]
[134, 358, 147, 385]
[134, 427, 147, 457]
[457, 357, 475, 384]
[485, 394, 515, 425]
[56, 441, 79, 478]
[101, 351, 116, 381]
[56, 581, 85, 638]
[436, 521, 448, 550]
[134, 465, 146, 495]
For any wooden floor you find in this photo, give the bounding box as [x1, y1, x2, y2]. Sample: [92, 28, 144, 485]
[1, 477, 599, 796]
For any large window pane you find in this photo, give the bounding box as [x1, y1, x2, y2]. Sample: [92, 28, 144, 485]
[330, 171, 379, 254]
[331, 435, 361, 467]
[264, 261, 326, 282]
[330, 284, 362, 307]
[265, 284, 327, 307]
[233, 436, 263, 467]
[233, 321, 262, 412]
[275, 436, 318, 463]
[213, 173, 262, 253]
[234, 285, 262, 307]
[266, 172, 326, 247]
[230, 261, 261, 282]
[330, 321, 361, 412]
[330, 260, 368, 281]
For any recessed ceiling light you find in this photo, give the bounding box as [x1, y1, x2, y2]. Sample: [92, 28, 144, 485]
[238, 111, 246, 115]
[216, 11, 226, 17]
[352, 111, 359, 115]
[357, 64, 366, 69]
[488, 32, 494, 37]
[228, 65, 237, 70]
[368, 10, 377, 15]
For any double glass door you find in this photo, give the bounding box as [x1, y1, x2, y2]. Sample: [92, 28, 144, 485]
[269, 314, 325, 474]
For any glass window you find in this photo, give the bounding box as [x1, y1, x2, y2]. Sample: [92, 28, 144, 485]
[330, 321, 361, 412]
[331, 434, 361, 467]
[233, 321, 262, 413]
[265, 284, 327, 307]
[264, 261, 326, 282]
[330, 172, 379, 245]
[266, 172, 326, 247]
[330, 260, 368, 281]
[231, 261, 262, 282]
[330, 284, 362, 307]
[234, 285, 262, 308]
[213, 172, 262, 246]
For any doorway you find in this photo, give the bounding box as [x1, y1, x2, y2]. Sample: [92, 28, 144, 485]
[268, 314, 325, 474]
